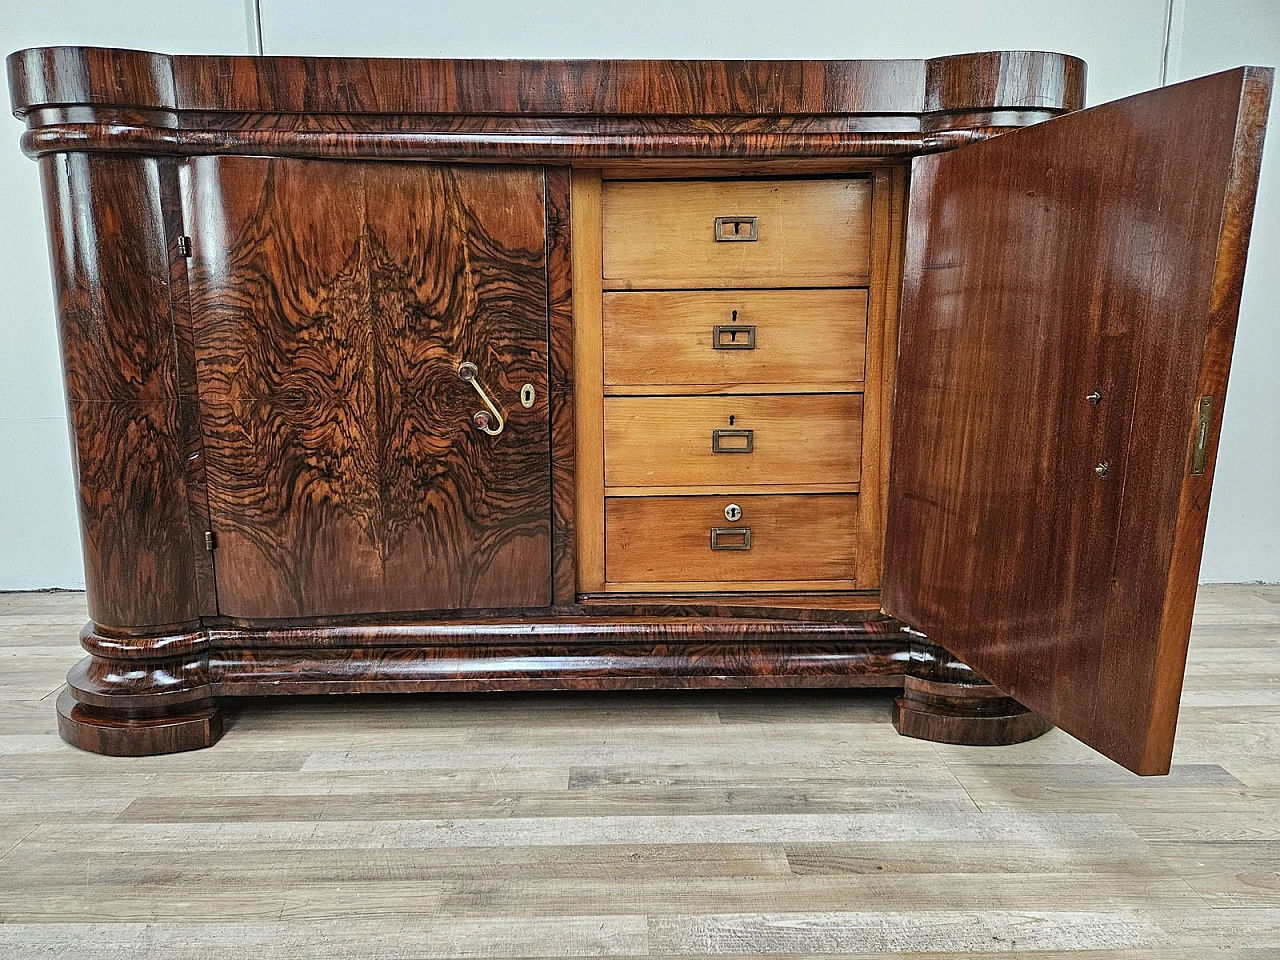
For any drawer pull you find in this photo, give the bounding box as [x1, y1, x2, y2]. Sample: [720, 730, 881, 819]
[711, 428, 754, 454]
[710, 526, 752, 550]
[713, 216, 758, 242]
[712, 324, 756, 350]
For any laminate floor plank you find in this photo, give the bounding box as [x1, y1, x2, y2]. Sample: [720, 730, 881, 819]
[111, 785, 977, 821]
[0, 875, 1207, 924]
[2, 844, 796, 887]
[0, 917, 650, 959]
[10, 811, 1152, 852]
[646, 911, 1168, 953]
[1, 587, 1278, 956]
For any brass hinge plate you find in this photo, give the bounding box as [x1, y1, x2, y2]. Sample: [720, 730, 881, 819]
[204, 530, 216, 551]
[1191, 395, 1214, 476]
[177, 236, 192, 258]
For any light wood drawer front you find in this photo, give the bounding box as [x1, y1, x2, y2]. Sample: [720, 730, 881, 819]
[604, 394, 862, 487]
[603, 289, 867, 387]
[601, 179, 872, 288]
[605, 494, 857, 585]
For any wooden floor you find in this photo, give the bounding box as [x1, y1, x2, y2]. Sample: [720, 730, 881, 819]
[1, 588, 1278, 958]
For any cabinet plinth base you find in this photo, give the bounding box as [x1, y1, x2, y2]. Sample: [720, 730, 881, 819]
[56, 688, 224, 756]
[54, 615, 1049, 755]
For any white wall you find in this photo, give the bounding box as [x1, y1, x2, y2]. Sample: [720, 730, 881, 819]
[0, 0, 1275, 586]
[258, 0, 1169, 103]
[1170, 0, 1280, 582]
[0, 1, 252, 589]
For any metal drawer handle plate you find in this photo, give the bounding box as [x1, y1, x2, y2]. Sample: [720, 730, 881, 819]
[710, 527, 752, 551]
[711, 428, 753, 454]
[712, 324, 756, 350]
[457, 361, 505, 436]
[713, 216, 758, 241]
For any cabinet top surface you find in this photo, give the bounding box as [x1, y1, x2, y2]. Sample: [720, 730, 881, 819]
[8, 45, 1086, 118]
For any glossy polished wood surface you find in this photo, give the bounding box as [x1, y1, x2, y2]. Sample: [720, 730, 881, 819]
[186, 158, 552, 617]
[891, 639, 1052, 747]
[8, 46, 1084, 116]
[8, 48, 1087, 163]
[38, 152, 201, 631]
[884, 67, 1274, 775]
[546, 167, 576, 605]
[46, 608, 1053, 756]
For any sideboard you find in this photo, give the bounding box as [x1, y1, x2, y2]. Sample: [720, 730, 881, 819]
[7, 46, 1272, 774]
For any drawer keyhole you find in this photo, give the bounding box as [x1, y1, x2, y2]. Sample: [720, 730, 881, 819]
[712, 321, 756, 350]
[713, 216, 759, 242]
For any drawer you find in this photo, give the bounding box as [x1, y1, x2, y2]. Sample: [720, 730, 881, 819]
[604, 394, 862, 487]
[605, 493, 857, 586]
[603, 289, 867, 388]
[601, 178, 872, 288]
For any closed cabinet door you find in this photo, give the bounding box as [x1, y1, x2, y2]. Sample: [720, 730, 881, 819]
[183, 158, 552, 617]
[884, 68, 1272, 775]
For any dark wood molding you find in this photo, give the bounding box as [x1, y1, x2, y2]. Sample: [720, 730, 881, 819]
[9, 47, 1085, 161]
[56, 613, 1055, 755]
[9, 47, 1083, 117]
[14, 119, 1031, 162]
[923, 50, 1085, 113]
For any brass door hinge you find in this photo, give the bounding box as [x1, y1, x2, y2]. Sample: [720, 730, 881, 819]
[1191, 395, 1214, 476]
[177, 235, 192, 258]
[204, 530, 216, 551]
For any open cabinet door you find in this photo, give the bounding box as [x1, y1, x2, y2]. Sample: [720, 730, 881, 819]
[882, 67, 1272, 775]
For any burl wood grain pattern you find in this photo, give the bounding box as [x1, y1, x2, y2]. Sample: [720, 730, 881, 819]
[546, 166, 577, 605]
[184, 158, 552, 617]
[159, 158, 220, 616]
[883, 68, 1273, 775]
[38, 151, 199, 630]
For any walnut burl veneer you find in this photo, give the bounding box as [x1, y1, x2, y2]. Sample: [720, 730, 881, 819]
[9, 47, 1270, 773]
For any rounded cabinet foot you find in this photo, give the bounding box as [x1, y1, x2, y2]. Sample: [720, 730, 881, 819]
[57, 687, 224, 756]
[57, 624, 222, 756]
[891, 638, 1052, 747]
